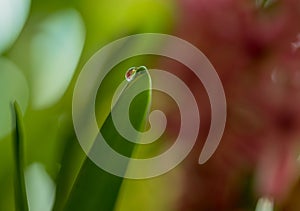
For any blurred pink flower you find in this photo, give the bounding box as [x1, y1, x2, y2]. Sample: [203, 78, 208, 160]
[167, 0, 300, 209]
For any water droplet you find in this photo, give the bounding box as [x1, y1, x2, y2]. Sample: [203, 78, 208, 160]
[125, 66, 148, 82]
[125, 67, 137, 82]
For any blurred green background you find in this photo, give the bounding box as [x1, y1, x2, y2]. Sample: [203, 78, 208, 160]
[0, 0, 181, 210]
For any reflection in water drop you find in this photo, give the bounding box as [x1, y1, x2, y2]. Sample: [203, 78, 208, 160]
[125, 67, 137, 82]
[125, 66, 148, 82]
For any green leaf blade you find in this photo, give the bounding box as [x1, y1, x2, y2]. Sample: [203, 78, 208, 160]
[63, 69, 152, 211]
[11, 101, 29, 211]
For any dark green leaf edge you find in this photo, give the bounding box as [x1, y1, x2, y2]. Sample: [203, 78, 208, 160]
[11, 101, 29, 211]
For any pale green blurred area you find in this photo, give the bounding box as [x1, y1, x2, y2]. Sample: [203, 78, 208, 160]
[0, 0, 181, 210]
[0, 0, 31, 53]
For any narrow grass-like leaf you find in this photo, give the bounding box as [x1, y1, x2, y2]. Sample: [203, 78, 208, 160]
[52, 37, 148, 211]
[52, 135, 85, 211]
[63, 69, 151, 211]
[11, 101, 29, 211]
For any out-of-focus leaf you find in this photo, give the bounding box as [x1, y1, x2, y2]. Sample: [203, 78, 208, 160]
[62, 69, 152, 211]
[25, 163, 56, 211]
[52, 136, 85, 211]
[256, 0, 276, 8]
[78, 0, 174, 52]
[0, 58, 29, 140]
[0, 0, 31, 54]
[255, 197, 274, 211]
[115, 168, 183, 211]
[30, 9, 85, 109]
[11, 101, 29, 211]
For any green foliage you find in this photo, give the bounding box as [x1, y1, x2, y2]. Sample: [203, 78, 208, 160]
[1, 0, 175, 210]
[11, 101, 29, 211]
[63, 70, 151, 211]
[12, 71, 152, 211]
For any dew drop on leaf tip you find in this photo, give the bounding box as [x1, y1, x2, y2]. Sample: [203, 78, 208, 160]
[125, 66, 147, 82]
